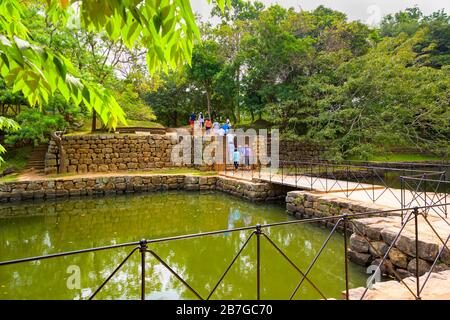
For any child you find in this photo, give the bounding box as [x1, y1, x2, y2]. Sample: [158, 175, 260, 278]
[233, 148, 240, 170]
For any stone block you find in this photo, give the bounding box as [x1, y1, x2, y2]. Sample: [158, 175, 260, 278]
[388, 247, 409, 269]
[350, 234, 369, 253]
[185, 176, 199, 184]
[407, 258, 431, 276]
[348, 249, 372, 266]
[369, 241, 389, 257]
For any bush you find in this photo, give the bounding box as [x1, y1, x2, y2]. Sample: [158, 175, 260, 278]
[5, 109, 67, 146]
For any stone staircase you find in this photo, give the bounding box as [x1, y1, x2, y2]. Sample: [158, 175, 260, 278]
[25, 144, 48, 172]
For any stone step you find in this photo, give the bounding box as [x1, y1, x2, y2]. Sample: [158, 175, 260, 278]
[25, 144, 48, 170]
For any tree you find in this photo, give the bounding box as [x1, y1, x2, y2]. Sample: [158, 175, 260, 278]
[146, 71, 195, 127]
[211, 0, 264, 122]
[114, 81, 156, 123]
[381, 8, 450, 68]
[380, 7, 423, 37]
[307, 30, 450, 159]
[186, 40, 223, 118]
[0, 0, 228, 160]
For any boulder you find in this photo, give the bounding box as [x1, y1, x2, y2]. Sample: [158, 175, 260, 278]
[350, 234, 369, 253]
[388, 247, 409, 269]
[395, 268, 413, 280]
[407, 258, 431, 276]
[363, 225, 385, 241]
[369, 241, 389, 257]
[286, 203, 298, 213]
[396, 234, 439, 262]
[439, 245, 450, 264]
[381, 227, 399, 245]
[370, 258, 393, 275]
[348, 249, 372, 266]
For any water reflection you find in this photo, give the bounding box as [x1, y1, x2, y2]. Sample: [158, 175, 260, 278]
[0, 191, 367, 300]
[225, 208, 253, 237]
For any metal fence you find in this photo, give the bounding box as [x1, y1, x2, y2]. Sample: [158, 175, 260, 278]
[0, 203, 448, 300]
[400, 172, 449, 224]
[221, 160, 447, 207]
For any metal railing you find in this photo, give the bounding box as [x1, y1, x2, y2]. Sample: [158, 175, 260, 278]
[0, 203, 448, 300]
[221, 160, 445, 206]
[323, 159, 450, 171]
[401, 172, 449, 224]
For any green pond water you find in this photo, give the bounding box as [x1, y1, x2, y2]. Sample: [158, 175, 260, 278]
[0, 191, 367, 300]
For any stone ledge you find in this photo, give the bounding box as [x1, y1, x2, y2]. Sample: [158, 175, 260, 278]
[286, 190, 450, 279]
[347, 270, 450, 300]
[0, 175, 290, 205]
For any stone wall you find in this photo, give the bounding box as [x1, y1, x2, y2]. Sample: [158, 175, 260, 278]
[252, 138, 325, 163]
[217, 176, 291, 201]
[44, 133, 326, 175]
[45, 134, 188, 175]
[279, 140, 325, 162]
[0, 175, 289, 203]
[286, 190, 450, 279]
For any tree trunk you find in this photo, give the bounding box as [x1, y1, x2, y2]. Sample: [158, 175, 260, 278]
[231, 112, 237, 124]
[172, 112, 178, 127]
[51, 132, 66, 174]
[91, 111, 97, 132]
[235, 65, 240, 123]
[250, 110, 255, 122]
[206, 90, 212, 119]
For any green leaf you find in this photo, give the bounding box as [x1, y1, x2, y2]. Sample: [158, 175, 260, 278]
[53, 56, 67, 80]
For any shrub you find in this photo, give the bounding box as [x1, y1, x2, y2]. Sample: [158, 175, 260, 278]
[5, 109, 67, 146]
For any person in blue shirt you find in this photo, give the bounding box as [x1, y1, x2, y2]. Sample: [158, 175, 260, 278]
[233, 148, 240, 170]
[221, 122, 230, 134]
[189, 112, 196, 127]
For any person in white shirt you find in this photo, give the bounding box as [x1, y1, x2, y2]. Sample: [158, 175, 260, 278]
[213, 121, 220, 134]
[198, 112, 204, 128]
[227, 133, 235, 164]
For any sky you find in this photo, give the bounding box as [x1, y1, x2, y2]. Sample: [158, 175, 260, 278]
[192, 0, 450, 26]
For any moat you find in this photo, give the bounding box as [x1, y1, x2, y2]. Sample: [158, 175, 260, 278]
[0, 191, 367, 300]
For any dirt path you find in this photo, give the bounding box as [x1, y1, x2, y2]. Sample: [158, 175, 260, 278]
[15, 169, 214, 182]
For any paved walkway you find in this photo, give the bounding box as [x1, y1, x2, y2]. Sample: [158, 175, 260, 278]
[220, 170, 449, 220]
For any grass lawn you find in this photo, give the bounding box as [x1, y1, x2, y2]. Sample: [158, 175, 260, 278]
[122, 119, 164, 128]
[66, 118, 164, 136]
[44, 168, 218, 180]
[359, 154, 447, 162]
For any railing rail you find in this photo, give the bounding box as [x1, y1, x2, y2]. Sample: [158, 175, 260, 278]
[221, 159, 448, 208]
[1, 203, 448, 300]
[400, 173, 449, 224]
